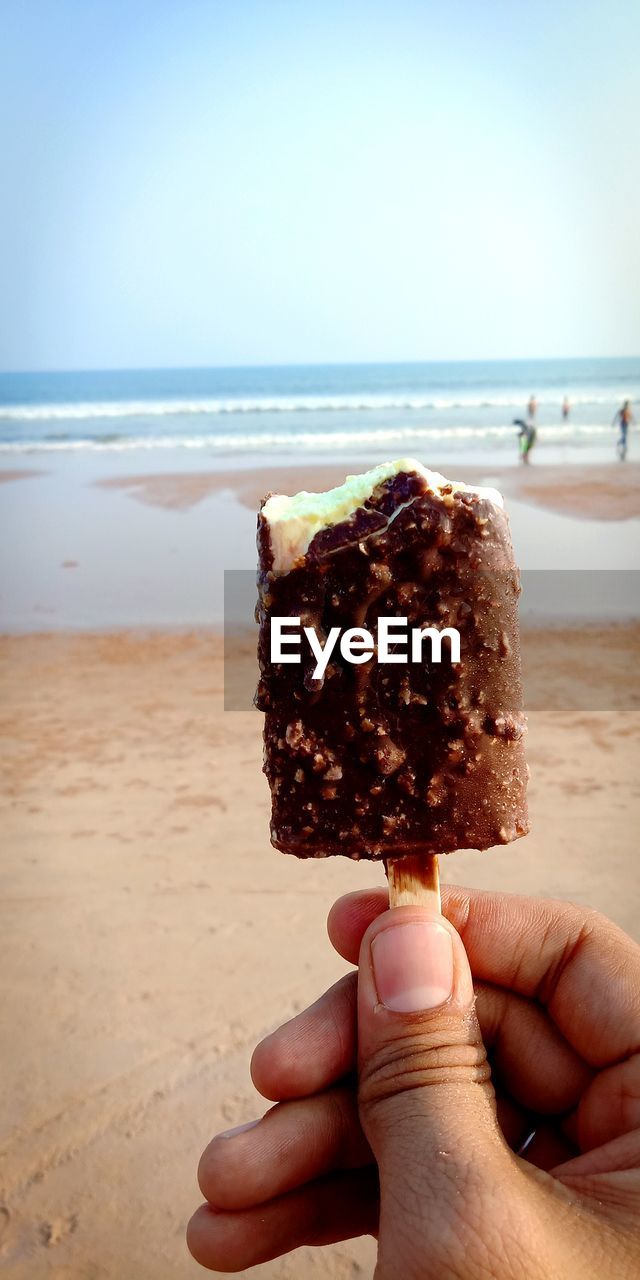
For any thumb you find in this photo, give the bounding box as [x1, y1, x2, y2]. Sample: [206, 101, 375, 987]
[357, 906, 510, 1252]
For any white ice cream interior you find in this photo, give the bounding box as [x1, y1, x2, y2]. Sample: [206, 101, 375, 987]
[262, 457, 503, 573]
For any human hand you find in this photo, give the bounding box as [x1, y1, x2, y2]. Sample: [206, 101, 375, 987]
[188, 887, 640, 1276]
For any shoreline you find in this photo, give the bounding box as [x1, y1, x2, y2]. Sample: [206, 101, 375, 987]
[1, 457, 638, 632]
[96, 460, 640, 522]
[2, 455, 638, 521]
[3, 453, 640, 518]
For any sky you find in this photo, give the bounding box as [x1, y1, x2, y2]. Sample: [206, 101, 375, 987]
[1, 0, 639, 371]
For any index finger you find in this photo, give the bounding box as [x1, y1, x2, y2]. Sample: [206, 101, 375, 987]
[328, 886, 640, 1069]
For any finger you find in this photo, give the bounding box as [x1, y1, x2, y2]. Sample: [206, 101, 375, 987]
[227, 1000, 573, 1192]
[575, 1052, 640, 1151]
[329, 884, 640, 1068]
[440, 886, 640, 1068]
[476, 983, 593, 1113]
[198, 1085, 371, 1211]
[329, 892, 595, 1111]
[553, 1127, 640, 1179]
[328, 888, 388, 962]
[187, 1168, 379, 1273]
[251, 972, 357, 1101]
[552, 1132, 640, 1236]
[356, 906, 511, 1224]
[252, 970, 593, 1117]
[330, 885, 640, 1068]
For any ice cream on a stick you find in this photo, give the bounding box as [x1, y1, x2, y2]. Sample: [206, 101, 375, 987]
[255, 459, 528, 905]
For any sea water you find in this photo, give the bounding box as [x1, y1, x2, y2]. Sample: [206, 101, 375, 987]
[0, 357, 637, 461]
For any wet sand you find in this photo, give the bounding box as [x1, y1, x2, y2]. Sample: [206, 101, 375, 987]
[0, 469, 48, 485]
[96, 461, 640, 520]
[2, 459, 639, 632]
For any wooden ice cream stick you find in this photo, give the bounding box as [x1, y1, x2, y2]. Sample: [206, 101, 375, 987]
[386, 853, 441, 912]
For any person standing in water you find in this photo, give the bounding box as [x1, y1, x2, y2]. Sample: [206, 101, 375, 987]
[613, 400, 634, 460]
[514, 418, 536, 463]
[513, 393, 538, 464]
[562, 396, 570, 421]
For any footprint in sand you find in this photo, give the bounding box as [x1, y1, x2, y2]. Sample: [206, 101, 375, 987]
[39, 1214, 78, 1247]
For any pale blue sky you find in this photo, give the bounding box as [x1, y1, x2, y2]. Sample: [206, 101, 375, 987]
[1, 0, 639, 371]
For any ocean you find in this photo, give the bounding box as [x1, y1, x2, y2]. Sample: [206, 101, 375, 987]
[0, 357, 637, 461]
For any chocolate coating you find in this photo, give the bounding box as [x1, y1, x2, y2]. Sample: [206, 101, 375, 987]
[256, 471, 529, 860]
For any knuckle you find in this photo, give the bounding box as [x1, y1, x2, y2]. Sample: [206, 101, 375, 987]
[324, 1083, 354, 1151]
[359, 1016, 490, 1114]
[537, 907, 612, 1006]
[326, 973, 357, 1062]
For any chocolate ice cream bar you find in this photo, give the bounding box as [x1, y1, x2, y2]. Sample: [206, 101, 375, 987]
[256, 459, 528, 860]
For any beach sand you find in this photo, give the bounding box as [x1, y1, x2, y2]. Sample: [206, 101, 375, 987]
[0, 461, 639, 1278]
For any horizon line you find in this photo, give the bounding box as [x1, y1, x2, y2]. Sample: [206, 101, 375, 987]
[1, 353, 639, 379]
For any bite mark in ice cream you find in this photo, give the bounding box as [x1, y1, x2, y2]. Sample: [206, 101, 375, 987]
[262, 457, 503, 573]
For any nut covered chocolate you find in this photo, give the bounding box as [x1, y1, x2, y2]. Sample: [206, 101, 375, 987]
[256, 460, 529, 860]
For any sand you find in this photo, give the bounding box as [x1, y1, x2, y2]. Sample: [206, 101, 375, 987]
[0, 460, 639, 1278]
[1, 624, 638, 1279]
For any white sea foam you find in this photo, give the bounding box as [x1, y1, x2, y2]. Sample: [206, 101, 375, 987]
[0, 422, 615, 454]
[0, 392, 632, 422]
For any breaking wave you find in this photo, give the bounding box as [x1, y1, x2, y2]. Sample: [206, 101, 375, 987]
[0, 391, 631, 423]
[0, 422, 614, 454]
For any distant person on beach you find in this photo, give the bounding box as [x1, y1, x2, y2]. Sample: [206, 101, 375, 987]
[188, 888, 640, 1277]
[562, 395, 570, 420]
[527, 393, 537, 423]
[613, 399, 634, 460]
[514, 417, 536, 464]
